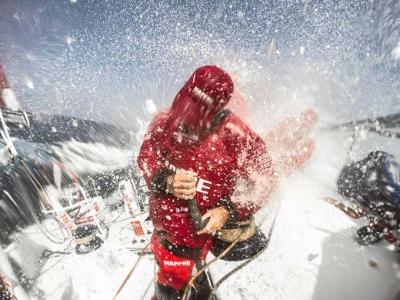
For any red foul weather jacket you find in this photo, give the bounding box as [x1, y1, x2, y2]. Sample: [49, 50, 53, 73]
[137, 110, 276, 249]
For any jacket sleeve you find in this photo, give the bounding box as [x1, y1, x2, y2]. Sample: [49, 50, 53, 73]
[224, 115, 277, 220]
[137, 113, 174, 194]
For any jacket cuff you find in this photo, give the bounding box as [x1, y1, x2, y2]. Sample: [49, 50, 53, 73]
[219, 197, 238, 222]
[151, 168, 175, 195]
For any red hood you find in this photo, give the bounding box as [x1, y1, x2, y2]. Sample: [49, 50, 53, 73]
[169, 65, 234, 132]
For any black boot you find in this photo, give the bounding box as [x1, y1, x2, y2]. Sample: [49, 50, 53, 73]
[355, 226, 383, 245]
[190, 261, 217, 300]
[154, 282, 184, 300]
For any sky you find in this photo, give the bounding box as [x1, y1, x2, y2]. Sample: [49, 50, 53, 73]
[0, 0, 399, 129]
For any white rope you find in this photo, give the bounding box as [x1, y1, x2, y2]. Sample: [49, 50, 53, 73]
[0, 109, 17, 157]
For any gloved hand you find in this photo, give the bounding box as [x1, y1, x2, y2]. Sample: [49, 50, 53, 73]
[167, 169, 197, 200]
[197, 206, 229, 235]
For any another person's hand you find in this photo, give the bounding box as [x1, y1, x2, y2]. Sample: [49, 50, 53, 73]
[197, 206, 229, 235]
[167, 169, 197, 200]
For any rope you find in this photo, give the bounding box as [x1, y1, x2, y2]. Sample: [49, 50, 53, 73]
[182, 233, 243, 300]
[112, 241, 151, 300]
[19, 160, 70, 244]
[207, 207, 280, 300]
[183, 195, 282, 300]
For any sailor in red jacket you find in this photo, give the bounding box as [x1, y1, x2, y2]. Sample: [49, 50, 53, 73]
[137, 65, 276, 299]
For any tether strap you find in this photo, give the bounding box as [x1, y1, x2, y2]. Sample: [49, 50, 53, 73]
[197, 109, 231, 141]
[208, 109, 231, 132]
[157, 231, 202, 260]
